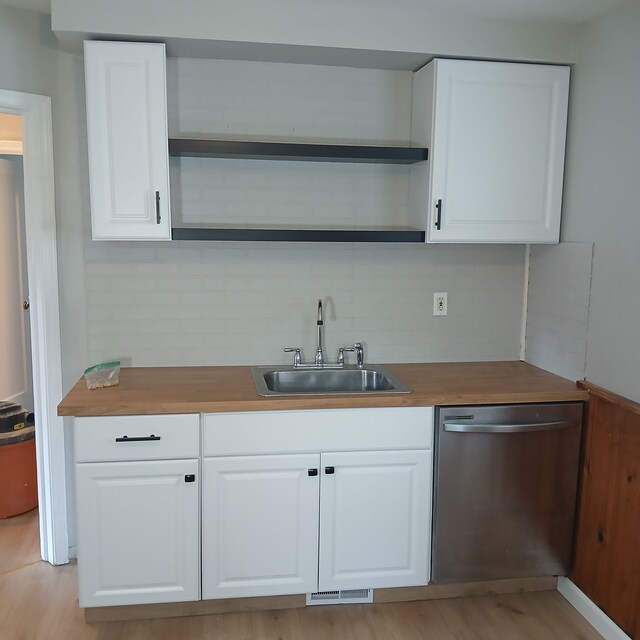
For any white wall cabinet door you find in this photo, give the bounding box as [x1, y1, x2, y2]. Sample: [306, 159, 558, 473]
[75, 458, 199, 607]
[318, 449, 431, 591]
[84, 41, 171, 240]
[202, 454, 321, 599]
[410, 59, 569, 244]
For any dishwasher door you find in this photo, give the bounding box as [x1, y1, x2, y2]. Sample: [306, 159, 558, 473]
[431, 402, 583, 584]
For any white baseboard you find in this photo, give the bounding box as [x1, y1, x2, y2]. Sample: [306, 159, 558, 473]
[557, 577, 631, 640]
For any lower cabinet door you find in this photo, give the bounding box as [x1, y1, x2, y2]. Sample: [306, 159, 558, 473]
[318, 449, 431, 591]
[75, 459, 200, 607]
[202, 454, 320, 599]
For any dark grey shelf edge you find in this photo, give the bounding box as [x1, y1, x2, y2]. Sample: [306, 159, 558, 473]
[171, 227, 426, 243]
[168, 139, 428, 164]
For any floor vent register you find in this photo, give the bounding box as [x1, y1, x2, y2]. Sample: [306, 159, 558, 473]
[306, 589, 373, 606]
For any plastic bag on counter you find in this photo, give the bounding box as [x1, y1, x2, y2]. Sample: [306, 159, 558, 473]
[84, 361, 121, 390]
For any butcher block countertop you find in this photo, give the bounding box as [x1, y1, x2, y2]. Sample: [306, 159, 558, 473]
[57, 361, 588, 417]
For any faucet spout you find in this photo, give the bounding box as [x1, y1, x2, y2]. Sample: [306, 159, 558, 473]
[315, 299, 324, 366]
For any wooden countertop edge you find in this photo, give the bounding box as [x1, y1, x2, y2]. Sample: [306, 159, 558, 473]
[58, 390, 589, 417]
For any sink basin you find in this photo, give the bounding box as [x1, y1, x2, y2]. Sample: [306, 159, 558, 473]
[251, 365, 411, 396]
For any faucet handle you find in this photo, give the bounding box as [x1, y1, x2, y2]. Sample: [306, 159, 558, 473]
[353, 342, 365, 368]
[284, 347, 302, 367]
[337, 346, 355, 366]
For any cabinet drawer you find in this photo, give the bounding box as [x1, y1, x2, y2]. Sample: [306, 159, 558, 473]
[74, 414, 200, 462]
[203, 407, 433, 456]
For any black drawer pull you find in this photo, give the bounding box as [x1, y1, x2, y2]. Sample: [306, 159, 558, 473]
[115, 434, 161, 443]
[308, 468, 318, 477]
[155, 191, 161, 224]
[185, 474, 196, 483]
[325, 466, 335, 475]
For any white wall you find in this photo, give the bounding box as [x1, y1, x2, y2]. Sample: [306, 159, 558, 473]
[82, 58, 525, 367]
[561, 0, 640, 402]
[0, 6, 57, 95]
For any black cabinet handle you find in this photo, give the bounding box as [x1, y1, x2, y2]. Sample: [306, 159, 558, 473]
[325, 466, 335, 475]
[308, 468, 318, 477]
[115, 434, 161, 443]
[185, 474, 196, 483]
[155, 190, 161, 224]
[435, 199, 442, 230]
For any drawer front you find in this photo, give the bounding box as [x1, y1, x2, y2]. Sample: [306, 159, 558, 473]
[74, 414, 200, 462]
[203, 407, 433, 456]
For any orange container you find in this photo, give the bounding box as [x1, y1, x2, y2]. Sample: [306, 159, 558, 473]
[0, 426, 38, 519]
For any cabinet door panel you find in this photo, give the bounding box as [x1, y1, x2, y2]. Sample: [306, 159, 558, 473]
[75, 459, 199, 607]
[318, 449, 431, 591]
[84, 41, 171, 240]
[202, 454, 320, 599]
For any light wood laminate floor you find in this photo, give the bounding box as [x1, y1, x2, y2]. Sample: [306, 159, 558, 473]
[0, 512, 603, 640]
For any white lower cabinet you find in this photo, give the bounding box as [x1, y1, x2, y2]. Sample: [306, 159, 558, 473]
[202, 448, 431, 599]
[73, 407, 433, 607]
[73, 414, 200, 608]
[202, 407, 434, 599]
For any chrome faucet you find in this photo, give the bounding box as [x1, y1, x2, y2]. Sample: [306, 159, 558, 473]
[315, 298, 324, 366]
[283, 299, 364, 369]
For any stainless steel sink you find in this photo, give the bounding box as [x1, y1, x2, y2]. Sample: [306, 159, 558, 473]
[251, 365, 411, 396]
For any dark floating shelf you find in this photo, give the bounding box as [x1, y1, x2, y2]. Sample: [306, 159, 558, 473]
[168, 138, 428, 164]
[171, 227, 426, 243]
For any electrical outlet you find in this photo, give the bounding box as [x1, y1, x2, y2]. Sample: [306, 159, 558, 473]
[433, 292, 448, 316]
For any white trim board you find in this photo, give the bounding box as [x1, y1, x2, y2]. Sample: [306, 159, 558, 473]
[0, 90, 68, 565]
[519, 243, 530, 361]
[0, 139, 23, 154]
[558, 577, 631, 640]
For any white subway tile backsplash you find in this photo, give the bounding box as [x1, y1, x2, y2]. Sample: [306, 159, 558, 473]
[168, 58, 414, 229]
[524, 242, 593, 382]
[84, 243, 525, 367]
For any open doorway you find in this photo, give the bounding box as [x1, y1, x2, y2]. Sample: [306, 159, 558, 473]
[0, 113, 39, 558]
[0, 114, 33, 412]
[0, 90, 67, 566]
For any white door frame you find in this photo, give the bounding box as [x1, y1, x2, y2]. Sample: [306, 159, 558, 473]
[0, 89, 68, 565]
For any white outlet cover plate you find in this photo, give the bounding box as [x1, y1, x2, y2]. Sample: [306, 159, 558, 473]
[434, 292, 448, 316]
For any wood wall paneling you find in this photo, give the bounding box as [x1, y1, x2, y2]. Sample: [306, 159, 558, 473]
[571, 381, 640, 638]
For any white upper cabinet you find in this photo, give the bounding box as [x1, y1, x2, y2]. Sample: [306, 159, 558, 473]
[84, 41, 171, 240]
[409, 59, 570, 243]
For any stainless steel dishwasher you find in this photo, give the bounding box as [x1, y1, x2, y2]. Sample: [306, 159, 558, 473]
[431, 402, 583, 583]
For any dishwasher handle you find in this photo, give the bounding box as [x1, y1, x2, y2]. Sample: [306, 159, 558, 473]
[443, 420, 578, 434]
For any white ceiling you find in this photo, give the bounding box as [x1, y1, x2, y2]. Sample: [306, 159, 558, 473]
[0, 0, 629, 24]
[338, 0, 630, 24]
[0, 0, 50, 13]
